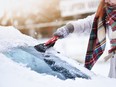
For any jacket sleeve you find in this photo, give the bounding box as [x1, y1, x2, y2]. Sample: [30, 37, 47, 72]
[67, 14, 95, 35]
[54, 14, 95, 38]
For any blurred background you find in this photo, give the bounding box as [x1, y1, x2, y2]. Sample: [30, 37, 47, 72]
[0, 0, 99, 38]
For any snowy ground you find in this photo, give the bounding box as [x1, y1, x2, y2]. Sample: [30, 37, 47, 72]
[0, 26, 116, 87]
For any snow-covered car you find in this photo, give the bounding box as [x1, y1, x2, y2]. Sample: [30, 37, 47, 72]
[0, 26, 95, 80]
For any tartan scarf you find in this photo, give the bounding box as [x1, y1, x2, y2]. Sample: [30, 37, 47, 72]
[84, 1, 116, 70]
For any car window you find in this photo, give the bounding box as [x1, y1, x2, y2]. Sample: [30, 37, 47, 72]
[3, 46, 91, 80]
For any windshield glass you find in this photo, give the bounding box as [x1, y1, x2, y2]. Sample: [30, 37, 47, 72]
[3, 46, 92, 80]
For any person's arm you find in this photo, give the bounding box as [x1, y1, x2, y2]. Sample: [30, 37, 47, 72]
[54, 14, 95, 38]
[69, 14, 95, 34]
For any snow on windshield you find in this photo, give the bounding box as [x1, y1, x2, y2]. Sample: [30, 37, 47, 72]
[0, 26, 38, 52]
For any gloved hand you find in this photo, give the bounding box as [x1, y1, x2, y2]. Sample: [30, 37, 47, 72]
[53, 23, 74, 38]
[54, 26, 69, 38]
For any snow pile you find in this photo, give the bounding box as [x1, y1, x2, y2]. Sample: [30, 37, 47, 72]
[0, 26, 116, 87]
[0, 26, 38, 52]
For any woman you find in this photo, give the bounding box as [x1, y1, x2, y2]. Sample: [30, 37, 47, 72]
[54, 0, 116, 78]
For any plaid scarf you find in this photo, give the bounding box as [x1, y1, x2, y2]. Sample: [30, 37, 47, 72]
[84, 1, 116, 70]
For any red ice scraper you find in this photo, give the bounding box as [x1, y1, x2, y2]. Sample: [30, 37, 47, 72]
[34, 36, 59, 52]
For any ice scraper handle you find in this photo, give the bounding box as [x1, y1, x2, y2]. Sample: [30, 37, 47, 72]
[34, 36, 59, 52]
[44, 36, 59, 46]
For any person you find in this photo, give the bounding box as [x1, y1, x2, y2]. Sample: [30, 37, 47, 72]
[53, 0, 116, 78]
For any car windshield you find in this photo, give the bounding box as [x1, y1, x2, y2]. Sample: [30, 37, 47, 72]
[2, 46, 93, 80]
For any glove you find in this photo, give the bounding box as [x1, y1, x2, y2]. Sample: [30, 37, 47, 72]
[54, 26, 69, 38]
[53, 23, 74, 38]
